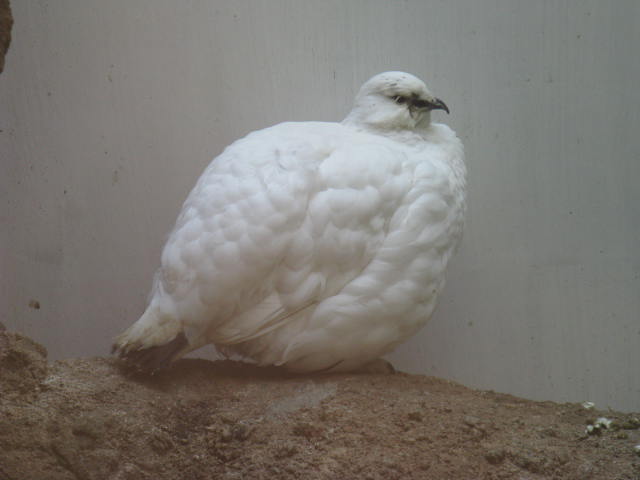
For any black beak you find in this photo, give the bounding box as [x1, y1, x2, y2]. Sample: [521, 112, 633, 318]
[410, 97, 450, 114]
[429, 97, 450, 114]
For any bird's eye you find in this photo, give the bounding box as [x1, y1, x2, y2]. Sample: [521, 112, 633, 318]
[393, 96, 408, 105]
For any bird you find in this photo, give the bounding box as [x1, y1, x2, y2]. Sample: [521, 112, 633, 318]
[112, 71, 466, 374]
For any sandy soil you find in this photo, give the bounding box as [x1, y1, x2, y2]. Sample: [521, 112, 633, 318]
[1, 328, 639, 479]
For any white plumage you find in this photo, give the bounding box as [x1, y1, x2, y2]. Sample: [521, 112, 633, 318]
[113, 72, 466, 373]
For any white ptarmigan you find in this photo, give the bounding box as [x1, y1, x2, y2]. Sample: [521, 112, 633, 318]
[113, 72, 466, 373]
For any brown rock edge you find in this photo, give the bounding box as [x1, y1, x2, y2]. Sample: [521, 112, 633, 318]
[1, 329, 638, 479]
[0, 0, 12, 74]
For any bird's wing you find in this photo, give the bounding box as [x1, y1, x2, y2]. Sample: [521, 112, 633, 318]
[155, 124, 325, 343]
[157, 123, 416, 350]
[214, 135, 417, 352]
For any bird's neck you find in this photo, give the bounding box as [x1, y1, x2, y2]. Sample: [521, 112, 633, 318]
[342, 105, 431, 134]
[342, 114, 431, 146]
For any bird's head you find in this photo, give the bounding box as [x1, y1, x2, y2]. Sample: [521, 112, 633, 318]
[343, 71, 449, 132]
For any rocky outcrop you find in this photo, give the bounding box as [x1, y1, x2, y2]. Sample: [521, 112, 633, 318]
[0, 0, 12, 73]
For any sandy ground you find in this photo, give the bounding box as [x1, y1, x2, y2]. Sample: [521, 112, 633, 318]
[1, 328, 639, 479]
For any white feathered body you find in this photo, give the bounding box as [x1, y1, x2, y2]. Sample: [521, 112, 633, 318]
[124, 120, 465, 372]
[115, 72, 467, 373]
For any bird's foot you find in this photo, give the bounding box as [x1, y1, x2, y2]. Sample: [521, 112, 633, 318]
[112, 332, 189, 374]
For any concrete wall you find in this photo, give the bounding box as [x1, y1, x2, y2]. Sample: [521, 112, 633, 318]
[1, 1, 638, 411]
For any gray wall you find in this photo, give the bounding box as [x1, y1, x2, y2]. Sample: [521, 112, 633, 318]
[1, 1, 638, 411]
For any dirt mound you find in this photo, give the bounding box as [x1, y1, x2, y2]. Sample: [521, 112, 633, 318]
[1, 329, 638, 479]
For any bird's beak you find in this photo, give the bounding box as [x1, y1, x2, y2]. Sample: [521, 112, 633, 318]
[410, 97, 450, 115]
[429, 97, 450, 114]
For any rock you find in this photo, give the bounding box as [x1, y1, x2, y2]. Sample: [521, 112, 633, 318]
[0, 0, 12, 73]
[0, 330, 48, 395]
[0, 331, 639, 479]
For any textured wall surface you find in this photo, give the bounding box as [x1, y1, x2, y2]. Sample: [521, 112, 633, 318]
[1, 1, 638, 410]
